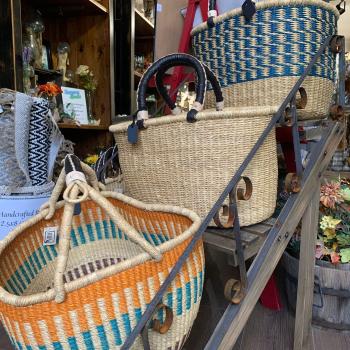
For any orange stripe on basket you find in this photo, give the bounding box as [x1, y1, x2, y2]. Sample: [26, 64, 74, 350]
[0, 232, 203, 336]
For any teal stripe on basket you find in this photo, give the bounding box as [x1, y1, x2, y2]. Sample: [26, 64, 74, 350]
[185, 281, 191, 310]
[67, 337, 78, 350]
[176, 287, 183, 316]
[194, 275, 198, 304]
[39, 346, 47, 350]
[86, 224, 95, 243]
[96, 325, 109, 350]
[70, 228, 78, 247]
[103, 220, 110, 239]
[82, 331, 95, 349]
[122, 314, 132, 336]
[110, 221, 117, 238]
[18, 265, 31, 284]
[94, 221, 103, 240]
[42, 246, 53, 262]
[16, 342, 23, 350]
[52, 342, 63, 350]
[77, 226, 87, 245]
[110, 319, 122, 346]
[31, 250, 42, 270]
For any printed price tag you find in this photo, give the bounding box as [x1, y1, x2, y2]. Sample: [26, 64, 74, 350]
[43, 227, 58, 246]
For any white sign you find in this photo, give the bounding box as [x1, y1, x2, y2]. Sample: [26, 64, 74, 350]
[0, 195, 50, 240]
[61, 87, 89, 125]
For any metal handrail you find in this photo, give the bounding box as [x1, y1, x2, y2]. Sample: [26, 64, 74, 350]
[121, 34, 342, 350]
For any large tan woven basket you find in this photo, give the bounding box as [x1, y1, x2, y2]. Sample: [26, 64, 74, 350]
[111, 106, 278, 227]
[191, 0, 340, 120]
[0, 155, 204, 350]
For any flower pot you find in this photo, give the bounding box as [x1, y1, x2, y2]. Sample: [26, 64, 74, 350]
[281, 251, 350, 330]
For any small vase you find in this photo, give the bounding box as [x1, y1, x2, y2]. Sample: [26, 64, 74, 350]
[85, 90, 95, 123]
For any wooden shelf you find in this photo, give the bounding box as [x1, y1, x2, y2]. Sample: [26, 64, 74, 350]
[32, 0, 108, 16]
[135, 8, 154, 37]
[58, 123, 109, 130]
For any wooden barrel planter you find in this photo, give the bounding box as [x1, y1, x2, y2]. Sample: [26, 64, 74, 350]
[281, 251, 350, 331]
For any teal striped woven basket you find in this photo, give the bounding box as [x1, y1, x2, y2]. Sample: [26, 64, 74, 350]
[191, 0, 340, 120]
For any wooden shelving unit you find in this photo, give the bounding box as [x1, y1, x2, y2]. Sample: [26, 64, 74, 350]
[0, 0, 116, 158]
[135, 8, 154, 37]
[32, 0, 108, 15]
[57, 123, 109, 130]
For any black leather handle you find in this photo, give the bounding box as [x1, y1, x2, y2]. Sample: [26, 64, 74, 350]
[207, 0, 257, 25]
[137, 53, 207, 123]
[64, 154, 83, 174]
[155, 62, 224, 113]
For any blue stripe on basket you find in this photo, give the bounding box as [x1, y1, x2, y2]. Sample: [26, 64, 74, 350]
[110, 319, 122, 345]
[95, 222, 103, 241]
[194, 276, 198, 304]
[82, 331, 95, 349]
[16, 342, 23, 350]
[25, 345, 33, 350]
[5, 279, 19, 294]
[176, 287, 183, 316]
[86, 224, 95, 243]
[96, 325, 109, 350]
[122, 314, 132, 336]
[186, 281, 191, 310]
[135, 307, 142, 323]
[110, 221, 117, 238]
[103, 220, 110, 239]
[67, 337, 78, 350]
[23, 260, 35, 280]
[52, 342, 63, 350]
[77, 226, 87, 245]
[31, 250, 42, 270]
[39, 346, 47, 350]
[167, 292, 173, 309]
[18, 265, 30, 285]
[193, 5, 337, 87]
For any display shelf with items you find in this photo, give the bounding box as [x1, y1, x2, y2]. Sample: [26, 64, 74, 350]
[0, 0, 115, 159]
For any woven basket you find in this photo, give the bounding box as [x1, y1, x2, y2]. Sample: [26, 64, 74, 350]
[0, 155, 204, 350]
[191, 0, 340, 120]
[110, 54, 278, 227]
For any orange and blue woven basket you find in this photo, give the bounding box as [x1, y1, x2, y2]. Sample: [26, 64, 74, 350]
[0, 155, 204, 349]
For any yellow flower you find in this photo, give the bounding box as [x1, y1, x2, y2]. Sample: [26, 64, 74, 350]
[320, 216, 341, 231]
[84, 154, 98, 165]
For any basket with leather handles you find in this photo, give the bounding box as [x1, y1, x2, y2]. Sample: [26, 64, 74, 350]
[110, 53, 279, 227]
[191, 0, 344, 120]
[0, 154, 204, 350]
[94, 144, 125, 192]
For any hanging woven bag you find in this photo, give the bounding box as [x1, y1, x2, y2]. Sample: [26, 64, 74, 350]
[110, 53, 279, 227]
[191, 0, 342, 120]
[0, 154, 204, 350]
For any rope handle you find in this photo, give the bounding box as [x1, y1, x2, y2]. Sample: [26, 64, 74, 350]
[155, 62, 224, 114]
[41, 155, 162, 303]
[136, 53, 207, 124]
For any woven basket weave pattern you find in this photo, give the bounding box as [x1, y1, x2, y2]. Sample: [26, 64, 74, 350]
[113, 107, 278, 227]
[192, 1, 338, 120]
[0, 197, 204, 349]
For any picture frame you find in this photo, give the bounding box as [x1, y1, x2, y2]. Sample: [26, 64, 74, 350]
[61, 86, 89, 125]
[41, 40, 53, 70]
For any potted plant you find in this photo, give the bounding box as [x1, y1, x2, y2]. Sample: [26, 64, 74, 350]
[282, 176, 350, 330]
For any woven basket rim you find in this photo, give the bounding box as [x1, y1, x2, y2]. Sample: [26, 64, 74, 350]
[109, 105, 279, 133]
[0, 191, 201, 307]
[191, 0, 339, 35]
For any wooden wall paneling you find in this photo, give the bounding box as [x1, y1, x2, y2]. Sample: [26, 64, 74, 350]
[44, 14, 111, 127]
[0, 0, 23, 90]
